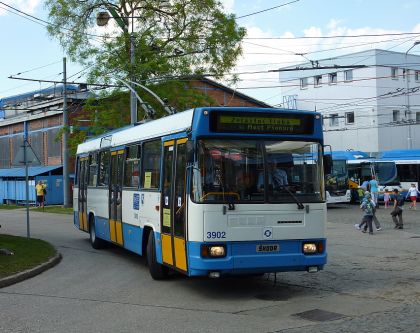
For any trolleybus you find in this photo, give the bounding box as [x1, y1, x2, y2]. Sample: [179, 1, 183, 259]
[325, 156, 351, 204]
[380, 149, 420, 196]
[74, 107, 328, 279]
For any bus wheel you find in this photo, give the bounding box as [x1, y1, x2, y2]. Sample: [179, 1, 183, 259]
[147, 232, 168, 280]
[89, 216, 105, 249]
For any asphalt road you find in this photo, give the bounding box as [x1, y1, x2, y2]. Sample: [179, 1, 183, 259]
[0, 205, 420, 333]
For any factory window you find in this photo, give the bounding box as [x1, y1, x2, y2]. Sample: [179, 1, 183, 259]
[393, 110, 400, 122]
[330, 114, 339, 127]
[329, 72, 337, 84]
[314, 75, 322, 87]
[391, 67, 398, 79]
[344, 70, 353, 81]
[345, 112, 355, 124]
[300, 77, 308, 89]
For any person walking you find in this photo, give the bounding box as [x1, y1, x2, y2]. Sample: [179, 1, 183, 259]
[369, 175, 379, 208]
[35, 180, 47, 209]
[391, 189, 404, 229]
[355, 192, 380, 233]
[359, 192, 375, 235]
[406, 183, 420, 210]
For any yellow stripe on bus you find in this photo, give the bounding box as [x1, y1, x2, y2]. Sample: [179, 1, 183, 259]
[176, 138, 188, 144]
[174, 237, 187, 271]
[164, 140, 174, 147]
[109, 219, 116, 242]
[118, 150, 124, 155]
[161, 234, 173, 265]
[115, 221, 123, 245]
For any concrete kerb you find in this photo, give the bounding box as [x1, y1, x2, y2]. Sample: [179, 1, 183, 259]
[0, 252, 62, 288]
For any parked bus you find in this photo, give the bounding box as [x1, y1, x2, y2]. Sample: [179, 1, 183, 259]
[325, 156, 351, 204]
[74, 107, 328, 279]
[330, 151, 400, 202]
[380, 149, 420, 197]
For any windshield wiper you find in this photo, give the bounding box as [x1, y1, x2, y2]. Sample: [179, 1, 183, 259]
[280, 185, 305, 210]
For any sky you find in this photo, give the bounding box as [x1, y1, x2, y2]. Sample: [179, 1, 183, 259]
[1, 0, 420, 107]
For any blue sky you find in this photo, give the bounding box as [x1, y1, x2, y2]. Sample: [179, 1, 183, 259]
[1, 0, 420, 106]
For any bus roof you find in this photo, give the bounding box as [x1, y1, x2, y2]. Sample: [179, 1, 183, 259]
[380, 149, 420, 160]
[76, 107, 323, 155]
[326, 151, 370, 160]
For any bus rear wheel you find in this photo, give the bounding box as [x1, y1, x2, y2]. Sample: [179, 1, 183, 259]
[147, 232, 168, 280]
[89, 216, 105, 249]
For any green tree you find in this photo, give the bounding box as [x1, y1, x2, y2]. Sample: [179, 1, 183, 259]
[45, 0, 245, 85]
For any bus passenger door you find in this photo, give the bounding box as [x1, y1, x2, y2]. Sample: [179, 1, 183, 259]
[109, 150, 124, 245]
[78, 157, 89, 232]
[161, 139, 188, 273]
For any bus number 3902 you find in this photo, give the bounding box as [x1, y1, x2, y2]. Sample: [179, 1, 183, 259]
[206, 231, 226, 239]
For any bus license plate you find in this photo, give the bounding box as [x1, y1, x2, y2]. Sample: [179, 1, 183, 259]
[256, 244, 280, 253]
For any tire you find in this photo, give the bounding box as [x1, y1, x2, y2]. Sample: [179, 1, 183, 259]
[89, 216, 105, 249]
[147, 232, 168, 280]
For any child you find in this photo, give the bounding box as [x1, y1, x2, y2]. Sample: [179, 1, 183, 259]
[355, 192, 376, 235]
[383, 190, 390, 208]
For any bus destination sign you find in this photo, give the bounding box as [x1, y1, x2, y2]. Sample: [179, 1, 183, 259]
[210, 112, 314, 135]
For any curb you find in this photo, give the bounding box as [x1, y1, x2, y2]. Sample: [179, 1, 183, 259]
[0, 252, 62, 289]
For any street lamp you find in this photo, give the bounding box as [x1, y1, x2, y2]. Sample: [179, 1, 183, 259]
[97, 9, 137, 124]
[405, 41, 420, 149]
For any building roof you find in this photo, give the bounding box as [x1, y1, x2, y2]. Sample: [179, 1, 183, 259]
[0, 165, 62, 178]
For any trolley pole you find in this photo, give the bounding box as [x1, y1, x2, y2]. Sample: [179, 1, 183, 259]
[63, 57, 71, 207]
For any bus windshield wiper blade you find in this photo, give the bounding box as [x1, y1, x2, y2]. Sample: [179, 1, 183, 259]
[281, 185, 305, 210]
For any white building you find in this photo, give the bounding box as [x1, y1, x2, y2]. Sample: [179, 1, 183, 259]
[278, 49, 420, 154]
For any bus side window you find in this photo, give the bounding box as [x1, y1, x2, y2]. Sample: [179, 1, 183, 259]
[98, 150, 110, 186]
[88, 152, 98, 186]
[124, 145, 141, 188]
[141, 140, 161, 190]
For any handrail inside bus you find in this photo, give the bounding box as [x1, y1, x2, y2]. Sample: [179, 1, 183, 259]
[201, 192, 240, 201]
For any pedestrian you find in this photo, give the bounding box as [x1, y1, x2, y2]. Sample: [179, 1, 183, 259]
[391, 189, 404, 229]
[35, 180, 47, 209]
[369, 175, 379, 208]
[383, 190, 390, 208]
[359, 192, 375, 235]
[406, 183, 420, 210]
[355, 192, 381, 232]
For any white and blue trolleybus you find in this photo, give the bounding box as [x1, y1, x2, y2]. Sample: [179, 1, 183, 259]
[74, 107, 328, 279]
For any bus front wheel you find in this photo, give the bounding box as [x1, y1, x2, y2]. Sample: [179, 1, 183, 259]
[89, 216, 105, 249]
[147, 232, 168, 280]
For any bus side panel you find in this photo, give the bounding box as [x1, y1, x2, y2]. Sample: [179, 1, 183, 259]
[122, 223, 143, 255]
[95, 215, 110, 241]
[87, 187, 109, 239]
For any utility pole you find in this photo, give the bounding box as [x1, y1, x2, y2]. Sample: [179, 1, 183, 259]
[23, 121, 30, 238]
[63, 57, 70, 207]
[405, 41, 420, 149]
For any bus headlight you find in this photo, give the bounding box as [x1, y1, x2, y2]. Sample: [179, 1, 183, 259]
[303, 243, 318, 254]
[201, 245, 226, 258]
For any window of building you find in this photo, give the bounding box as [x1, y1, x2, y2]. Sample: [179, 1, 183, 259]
[329, 72, 337, 84]
[124, 145, 141, 188]
[141, 140, 161, 190]
[344, 70, 353, 81]
[345, 112, 355, 124]
[300, 77, 308, 89]
[98, 150, 110, 186]
[391, 67, 398, 79]
[415, 71, 420, 82]
[314, 75, 322, 87]
[393, 110, 400, 122]
[416, 111, 420, 123]
[330, 114, 339, 127]
[88, 152, 98, 186]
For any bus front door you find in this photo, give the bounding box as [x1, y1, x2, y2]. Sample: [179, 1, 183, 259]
[78, 157, 89, 232]
[161, 138, 188, 273]
[109, 150, 124, 246]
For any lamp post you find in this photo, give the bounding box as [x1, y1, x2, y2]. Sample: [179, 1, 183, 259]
[405, 41, 420, 149]
[97, 9, 137, 124]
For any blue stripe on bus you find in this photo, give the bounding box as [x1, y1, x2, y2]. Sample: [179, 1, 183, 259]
[95, 216, 111, 241]
[122, 224, 143, 255]
[187, 239, 327, 276]
[73, 211, 79, 229]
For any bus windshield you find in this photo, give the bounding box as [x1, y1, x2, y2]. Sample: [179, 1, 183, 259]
[373, 162, 399, 186]
[326, 159, 348, 193]
[192, 139, 324, 203]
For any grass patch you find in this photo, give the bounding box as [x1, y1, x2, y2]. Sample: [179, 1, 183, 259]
[0, 204, 23, 210]
[30, 206, 73, 215]
[0, 234, 56, 278]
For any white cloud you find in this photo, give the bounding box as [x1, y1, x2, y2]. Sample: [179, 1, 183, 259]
[220, 0, 235, 13]
[0, 0, 42, 16]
